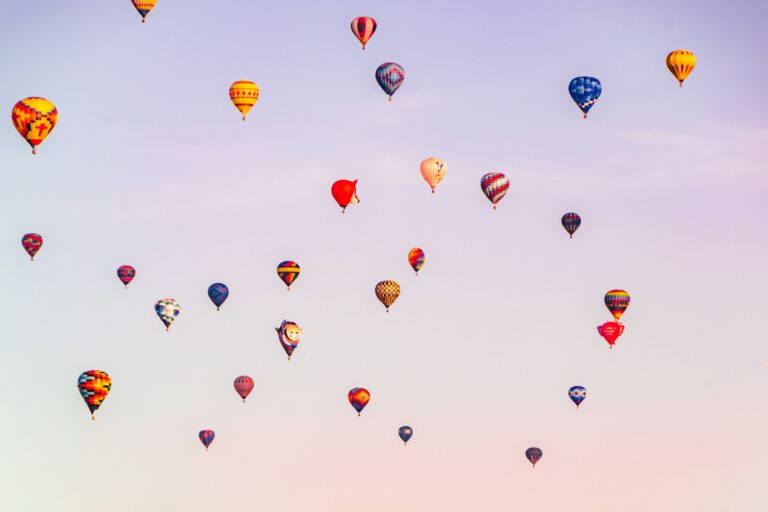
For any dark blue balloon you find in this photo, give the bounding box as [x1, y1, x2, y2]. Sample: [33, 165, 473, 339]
[526, 447, 543, 467]
[376, 62, 405, 98]
[207, 283, 229, 310]
[568, 386, 587, 408]
[561, 212, 582, 238]
[398, 426, 413, 445]
[568, 77, 602, 118]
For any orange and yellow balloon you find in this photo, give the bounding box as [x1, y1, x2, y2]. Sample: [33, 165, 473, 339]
[229, 81, 260, 121]
[375, 280, 401, 312]
[420, 157, 446, 193]
[12, 98, 58, 154]
[132, 0, 157, 23]
[666, 50, 696, 87]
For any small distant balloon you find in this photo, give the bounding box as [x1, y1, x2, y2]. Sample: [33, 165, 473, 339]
[420, 157, 446, 193]
[12, 97, 57, 154]
[376, 62, 405, 101]
[526, 447, 543, 467]
[666, 50, 696, 87]
[155, 298, 180, 331]
[351, 16, 377, 49]
[480, 173, 509, 210]
[568, 386, 587, 408]
[408, 248, 425, 275]
[277, 261, 300, 290]
[208, 283, 229, 310]
[597, 321, 625, 348]
[331, 179, 359, 213]
[568, 77, 602, 118]
[21, 233, 43, 260]
[398, 426, 413, 445]
[131, 0, 157, 23]
[78, 370, 112, 420]
[604, 289, 630, 322]
[276, 320, 302, 360]
[199, 430, 215, 451]
[375, 280, 401, 312]
[229, 80, 260, 120]
[234, 376, 254, 403]
[117, 265, 136, 288]
[561, 213, 581, 238]
[348, 387, 370, 416]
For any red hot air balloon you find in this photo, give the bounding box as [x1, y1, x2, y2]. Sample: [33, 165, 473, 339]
[22, 233, 43, 260]
[199, 430, 215, 451]
[117, 265, 136, 288]
[351, 16, 377, 49]
[233, 376, 254, 403]
[597, 321, 625, 348]
[331, 180, 359, 213]
[348, 387, 370, 416]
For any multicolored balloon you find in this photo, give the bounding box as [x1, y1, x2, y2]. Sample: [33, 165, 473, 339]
[375, 62, 405, 101]
[277, 261, 300, 290]
[604, 289, 630, 322]
[21, 233, 43, 260]
[568, 386, 587, 408]
[351, 16, 377, 49]
[229, 81, 260, 121]
[131, 0, 157, 23]
[568, 77, 602, 118]
[199, 430, 215, 451]
[78, 370, 112, 420]
[561, 213, 581, 238]
[420, 157, 446, 193]
[480, 173, 509, 210]
[597, 321, 625, 348]
[207, 283, 229, 310]
[348, 387, 370, 416]
[275, 320, 302, 360]
[375, 280, 401, 312]
[12, 97, 58, 154]
[117, 265, 136, 288]
[155, 298, 180, 331]
[666, 50, 696, 87]
[234, 376, 254, 403]
[398, 426, 413, 445]
[526, 447, 543, 467]
[331, 179, 359, 213]
[408, 248, 425, 275]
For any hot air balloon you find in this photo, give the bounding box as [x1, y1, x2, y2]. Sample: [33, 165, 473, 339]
[568, 386, 587, 408]
[568, 77, 602, 118]
[348, 388, 370, 416]
[208, 283, 229, 310]
[117, 265, 136, 288]
[199, 430, 215, 451]
[561, 213, 581, 238]
[276, 320, 302, 360]
[12, 97, 58, 154]
[155, 299, 180, 331]
[131, 0, 157, 23]
[480, 173, 509, 210]
[597, 321, 625, 348]
[375, 280, 400, 312]
[277, 261, 300, 290]
[408, 248, 425, 275]
[331, 179, 359, 213]
[398, 426, 413, 445]
[351, 16, 377, 49]
[21, 233, 43, 260]
[420, 157, 446, 193]
[78, 370, 112, 420]
[375, 63, 405, 101]
[604, 289, 630, 322]
[666, 50, 696, 87]
[229, 81, 260, 121]
[234, 376, 254, 403]
[526, 447, 543, 467]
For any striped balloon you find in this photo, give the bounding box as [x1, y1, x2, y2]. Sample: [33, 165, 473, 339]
[229, 81, 260, 121]
[526, 447, 543, 467]
[131, 0, 157, 23]
[78, 370, 112, 420]
[351, 16, 377, 49]
[604, 290, 630, 322]
[420, 157, 446, 193]
[408, 248, 425, 275]
[277, 261, 300, 290]
[568, 77, 602, 118]
[348, 387, 370, 416]
[199, 430, 215, 451]
[12, 98, 57, 154]
[568, 386, 587, 408]
[375, 280, 401, 312]
[375, 63, 405, 101]
[666, 50, 696, 87]
[21, 233, 43, 260]
[480, 173, 509, 210]
[233, 376, 254, 403]
[561, 213, 581, 238]
[117, 265, 136, 288]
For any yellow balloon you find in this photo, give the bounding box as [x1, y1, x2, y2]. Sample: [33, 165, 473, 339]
[666, 50, 696, 87]
[132, 0, 157, 23]
[11, 97, 58, 154]
[420, 157, 446, 193]
[229, 81, 260, 121]
[375, 281, 400, 312]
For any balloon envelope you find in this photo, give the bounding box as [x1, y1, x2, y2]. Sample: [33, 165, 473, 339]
[351, 16, 377, 49]
[348, 388, 370, 415]
[408, 248, 425, 274]
[12, 97, 58, 154]
[420, 157, 446, 192]
[375, 62, 405, 99]
[155, 299, 181, 331]
[666, 50, 696, 86]
[568, 386, 587, 408]
[568, 77, 602, 118]
[331, 179, 359, 211]
[208, 283, 229, 310]
[561, 213, 581, 238]
[526, 447, 543, 467]
[21, 233, 43, 260]
[117, 265, 136, 287]
[199, 430, 215, 450]
[234, 376, 254, 402]
[78, 370, 112, 419]
[480, 173, 509, 209]
[276, 320, 302, 359]
[229, 81, 260, 120]
[277, 261, 300, 289]
[131, 0, 157, 22]
[375, 281, 401, 311]
[398, 426, 413, 445]
[597, 321, 625, 347]
[604, 289, 630, 321]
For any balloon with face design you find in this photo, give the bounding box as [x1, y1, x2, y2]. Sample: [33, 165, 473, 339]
[276, 320, 302, 359]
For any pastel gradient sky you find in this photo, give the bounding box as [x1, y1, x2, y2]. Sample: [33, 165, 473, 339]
[1, 1, 767, 511]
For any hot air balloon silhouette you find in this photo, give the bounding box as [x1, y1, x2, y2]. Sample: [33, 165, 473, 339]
[131, 0, 157, 23]
[408, 248, 425, 275]
[480, 173, 509, 210]
[12, 97, 57, 154]
[21, 233, 43, 260]
[277, 261, 300, 290]
[234, 376, 254, 403]
[597, 321, 625, 348]
[375, 281, 401, 312]
[275, 320, 302, 360]
[526, 447, 543, 467]
[420, 157, 446, 193]
[117, 265, 136, 288]
[331, 179, 359, 213]
[207, 283, 229, 310]
[568, 386, 587, 408]
[155, 299, 180, 331]
[376, 63, 405, 101]
[561, 213, 581, 238]
[351, 16, 377, 49]
[666, 50, 696, 87]
[398, 426, 413, 445]
[77, 370, 112, 420]
[199, 430, 215, 451]
[568, 77, 602, 118]
[229, 81, 259, 120]
[348, 388, 370, 416]
[604, 290, 630, 322]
